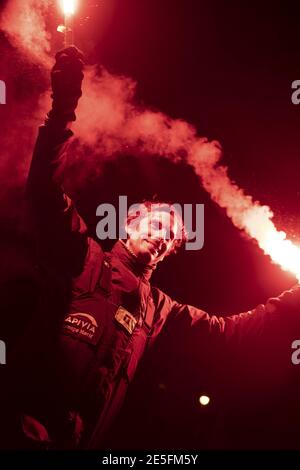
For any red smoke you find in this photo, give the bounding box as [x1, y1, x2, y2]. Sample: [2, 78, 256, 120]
[2, 0, 299, 281]
[0, 0, 52, 68]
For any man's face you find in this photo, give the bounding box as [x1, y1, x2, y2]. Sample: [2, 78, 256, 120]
[126, 210, 180, 265]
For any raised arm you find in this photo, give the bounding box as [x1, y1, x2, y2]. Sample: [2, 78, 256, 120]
[26, 47, 87, 276]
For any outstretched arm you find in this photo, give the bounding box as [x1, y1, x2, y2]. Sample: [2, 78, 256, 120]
[168, 284, 300, 342]
[150, 284, 300, 345]
[26, 47, 87, 276]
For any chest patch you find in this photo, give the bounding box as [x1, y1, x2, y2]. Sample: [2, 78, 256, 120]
[115, 306, 137, 335]
[62, 312, 101, 346]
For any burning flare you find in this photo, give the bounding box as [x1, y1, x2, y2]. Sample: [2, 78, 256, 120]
[243, 207, 300, 281]
[189, 147, 300, 282]
[60, 0, 77, 47]
[61, 0, 77, 16]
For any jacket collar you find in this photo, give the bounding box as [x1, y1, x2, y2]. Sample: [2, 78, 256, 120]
[111, 240, 156, 282]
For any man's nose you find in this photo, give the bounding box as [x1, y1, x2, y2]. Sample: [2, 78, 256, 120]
[160, 241, 168, 253]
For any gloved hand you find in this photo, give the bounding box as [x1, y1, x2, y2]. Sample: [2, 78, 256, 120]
[47, 46, 84, 126]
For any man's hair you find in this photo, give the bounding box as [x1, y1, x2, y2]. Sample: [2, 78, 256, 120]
[126, 200, 188, 254]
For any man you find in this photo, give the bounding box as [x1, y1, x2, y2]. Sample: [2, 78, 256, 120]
[23, 47, 300, 449]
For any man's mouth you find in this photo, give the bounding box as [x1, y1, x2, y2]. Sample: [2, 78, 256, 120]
[146, 240, 161, 257]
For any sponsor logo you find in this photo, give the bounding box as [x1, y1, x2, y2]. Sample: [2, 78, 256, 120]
[63, 312, 100, 345]
[115, 306, 137, 335]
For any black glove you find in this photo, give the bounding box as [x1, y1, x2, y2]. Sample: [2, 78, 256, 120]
[47, 46, 84, 126]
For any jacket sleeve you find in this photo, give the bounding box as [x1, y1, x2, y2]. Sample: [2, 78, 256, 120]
[26, 122, 88, 277]
[155, 284, 300, 342]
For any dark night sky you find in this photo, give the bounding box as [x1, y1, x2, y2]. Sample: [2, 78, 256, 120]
[1, 0, 300, 450]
